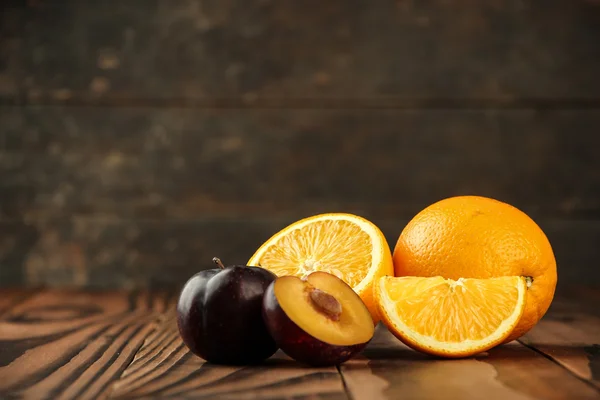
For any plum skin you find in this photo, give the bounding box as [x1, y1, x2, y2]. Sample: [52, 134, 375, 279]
[177, 265, 278, 365]
[262, 282, 370, 367]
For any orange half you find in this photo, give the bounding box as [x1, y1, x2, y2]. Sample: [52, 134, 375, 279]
[375, 275, 527, 358]
[248, 213, 394, 321]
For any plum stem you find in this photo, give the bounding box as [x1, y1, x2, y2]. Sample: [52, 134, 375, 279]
[309, 288, 342, 321]
[212, 257, 226, 269]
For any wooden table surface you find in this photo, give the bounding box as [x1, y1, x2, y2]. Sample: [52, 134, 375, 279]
[0, 288, 599, 400]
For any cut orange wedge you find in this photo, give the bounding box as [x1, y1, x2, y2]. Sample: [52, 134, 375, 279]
[375, 275, 527, 358]
[248, 213, 394, 321]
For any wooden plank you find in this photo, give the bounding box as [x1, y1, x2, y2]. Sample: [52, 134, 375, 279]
[0, 218, 301, 288]
[340, 325, 600, 399]
[0, 289, 36, 318]
[519, 290, 600, 390]
[0, 290, 21, 316]
[2, 107, 599, 221]
[1, 217, 599, 289]
[0, 290, 170, 399]
[0, 220, 40, 286]
[541, 222, 600, 286]
[107, 310, 348, 399]
[2, 0, 600, 102]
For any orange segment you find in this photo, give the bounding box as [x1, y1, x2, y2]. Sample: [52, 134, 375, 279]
[375, 275, 526, 358]
[248, 213, 394, 322]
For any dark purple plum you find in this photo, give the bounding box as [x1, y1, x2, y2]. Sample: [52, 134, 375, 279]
[177, 258, 278, 365]
[262, 271, 375, 366]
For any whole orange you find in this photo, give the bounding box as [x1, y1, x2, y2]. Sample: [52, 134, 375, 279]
[393, 196, 557, 341]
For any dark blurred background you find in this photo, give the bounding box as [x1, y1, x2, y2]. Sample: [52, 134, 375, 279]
[1, 0, 599, 290]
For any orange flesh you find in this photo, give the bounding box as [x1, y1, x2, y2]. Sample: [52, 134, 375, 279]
[257, 220, 373, 287]
[274, 272, 375, 346]
[381, 276, 524, 342]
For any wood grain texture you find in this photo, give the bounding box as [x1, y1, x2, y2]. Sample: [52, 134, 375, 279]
[2, 0, 600, 102]
[107, 309, 348, 399]
[340, 325, 600, 400]
[0, 290, 171, 399]
[2, 107, 598, 288]
[519, 290, 600, 390]
[2, 107, 599, 221]
[2, 1, 600, 292]
[0, 217, 598, 289]
[0, 290, 599, 399]
[0, 289, 35, 319]
[0, 221, 40, 286]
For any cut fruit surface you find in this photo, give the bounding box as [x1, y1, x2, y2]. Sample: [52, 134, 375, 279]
[273, 272, 374, 346]
[375, 275, 527, 358]
[248, 213, 394, 321]
[262, 271, 374, 366]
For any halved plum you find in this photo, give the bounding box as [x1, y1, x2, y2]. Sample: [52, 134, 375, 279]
[262, 271, 374, 366]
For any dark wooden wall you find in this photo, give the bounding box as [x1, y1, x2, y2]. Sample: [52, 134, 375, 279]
[1, 0, 599, 289]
